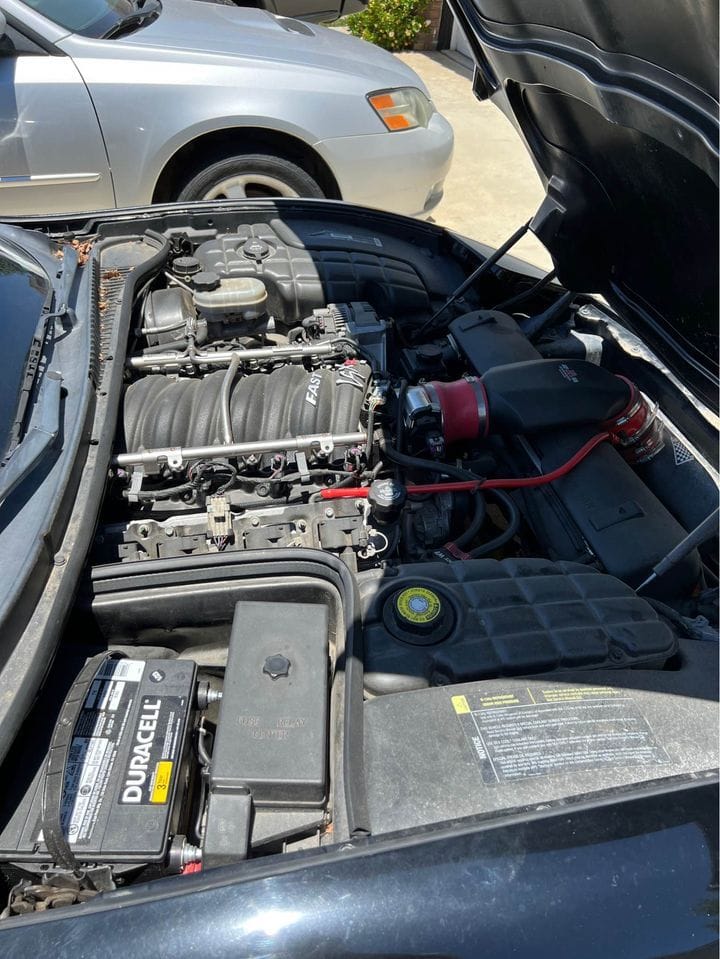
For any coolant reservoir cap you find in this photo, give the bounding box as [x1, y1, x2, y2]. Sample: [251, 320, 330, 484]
[383, 585, 455, 645]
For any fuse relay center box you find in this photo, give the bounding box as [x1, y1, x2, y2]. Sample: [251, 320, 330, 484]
[209, 601, 330, 807]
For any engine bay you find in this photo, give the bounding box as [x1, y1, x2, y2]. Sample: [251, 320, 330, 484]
[0, 210, 716, 917]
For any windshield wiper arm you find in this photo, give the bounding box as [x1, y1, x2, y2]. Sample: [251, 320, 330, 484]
[102, 0, 161, 39]
[0, 370, 63, 506]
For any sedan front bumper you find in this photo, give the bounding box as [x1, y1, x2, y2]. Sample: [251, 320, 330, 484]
[314, 112, 454, 218]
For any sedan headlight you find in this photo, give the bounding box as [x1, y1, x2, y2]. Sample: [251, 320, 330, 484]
[367, 88, 435, 131]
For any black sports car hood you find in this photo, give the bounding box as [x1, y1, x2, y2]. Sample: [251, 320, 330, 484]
[448, 0, 719, 400]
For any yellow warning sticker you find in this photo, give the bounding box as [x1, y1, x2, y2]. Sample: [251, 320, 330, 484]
[396, 587, 441, 624]
[150, 761, 173, 804]
[451, 695, 470, 714]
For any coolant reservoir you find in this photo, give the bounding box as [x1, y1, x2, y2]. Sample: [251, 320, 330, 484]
[192, 275, 267, 321]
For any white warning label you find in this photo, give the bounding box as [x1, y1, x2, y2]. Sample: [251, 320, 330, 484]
[452, 686, 671, 784]
[57, 662, 144, 845]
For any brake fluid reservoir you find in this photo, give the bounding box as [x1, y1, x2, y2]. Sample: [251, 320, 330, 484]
[192, 275, 267, 321]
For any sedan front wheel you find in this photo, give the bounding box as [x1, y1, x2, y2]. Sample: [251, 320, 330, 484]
[177, 153, 326, 201]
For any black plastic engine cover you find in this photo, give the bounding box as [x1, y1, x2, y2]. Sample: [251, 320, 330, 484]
[123, 363, 371, 458]
[358, 559, 677, 696]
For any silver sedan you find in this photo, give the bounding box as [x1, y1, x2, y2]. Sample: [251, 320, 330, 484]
[0, 0, 453, 217]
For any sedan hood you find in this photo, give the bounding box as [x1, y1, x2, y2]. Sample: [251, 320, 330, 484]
[116, 0, 425, 92]
[449, 0, 719, 400]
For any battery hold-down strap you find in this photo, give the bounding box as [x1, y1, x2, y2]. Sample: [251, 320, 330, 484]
[40, 652, 124, 877]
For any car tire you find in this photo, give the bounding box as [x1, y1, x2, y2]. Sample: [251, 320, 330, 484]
[176, 153, 326, 201]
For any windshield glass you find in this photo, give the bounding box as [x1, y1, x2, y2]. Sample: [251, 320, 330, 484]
[0, 241, 50, 464]
[21, 0, 135, 37]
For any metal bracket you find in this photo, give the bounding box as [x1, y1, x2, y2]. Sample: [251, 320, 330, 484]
[316, 434, 334, 457]
[166, 448, 184, 471]
[127, 466, 145, 504]
[296, 450, 311, 484]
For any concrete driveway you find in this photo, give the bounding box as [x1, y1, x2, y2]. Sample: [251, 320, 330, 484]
[395, 51, 553, 271]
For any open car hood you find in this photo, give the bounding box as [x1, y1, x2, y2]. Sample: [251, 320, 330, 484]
[448, 0, 719, 403]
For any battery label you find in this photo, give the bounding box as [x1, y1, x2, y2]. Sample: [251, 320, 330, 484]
[59, 660, 146, 846]
[119, 696, 185, 805]
[452, 685, 671, 784]
[150, 762, 174, 804]
[96, 659, 145, 683]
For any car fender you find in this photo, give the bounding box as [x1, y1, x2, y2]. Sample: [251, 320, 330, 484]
[58, 41, 385, 207]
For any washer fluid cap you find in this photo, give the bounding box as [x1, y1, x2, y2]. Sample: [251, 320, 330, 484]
[383, 585, 455, 645]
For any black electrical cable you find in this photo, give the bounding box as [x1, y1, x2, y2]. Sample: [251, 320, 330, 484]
[491, 269, 558, 312]
[129, 481, 196, 501]
[381, 439, 488, 554]
[393, 380, 409, 483]
[308, 470, 363, 502]
[380, 438, 481, 484]
[189, 460, 239, 494]
[382, 523, 402, 559]
[468, 488, 520, 557]
[452, 491, 487, 551]
[334, 337, 381, 372]
[395, 380, 408, 451]
[287, 468, 353, 482]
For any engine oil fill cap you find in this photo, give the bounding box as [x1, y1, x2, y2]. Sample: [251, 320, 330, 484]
[384, 585, 455, 645]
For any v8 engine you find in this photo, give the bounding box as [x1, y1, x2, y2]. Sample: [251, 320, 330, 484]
[97, 221, 714, 599]
[1, 214, 716, 920]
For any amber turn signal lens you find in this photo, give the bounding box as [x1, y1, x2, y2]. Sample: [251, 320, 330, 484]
[367, 88, 434, 132]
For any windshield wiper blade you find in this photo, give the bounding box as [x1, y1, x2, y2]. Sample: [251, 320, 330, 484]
[0, 370, 62, 506]
[102, 0, 161, 39]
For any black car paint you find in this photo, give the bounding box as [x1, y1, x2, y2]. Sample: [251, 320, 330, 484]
[0, 777, 716, 957]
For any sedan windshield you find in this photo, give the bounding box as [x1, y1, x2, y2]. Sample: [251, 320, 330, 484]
[21, 0, 138, 37]
[0, 242, 50, 464]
